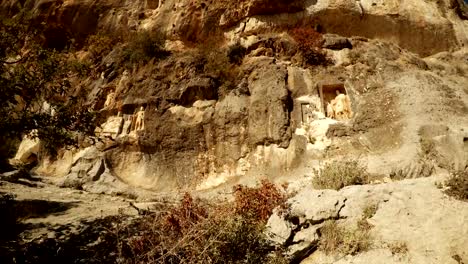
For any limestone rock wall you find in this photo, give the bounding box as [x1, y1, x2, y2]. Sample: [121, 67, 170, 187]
[5, 0, 468, 192]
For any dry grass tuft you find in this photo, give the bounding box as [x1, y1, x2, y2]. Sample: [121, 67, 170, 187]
[313, 159, 370, 190]
[388, 241, 409, 255]
[318, 220, 373, 256]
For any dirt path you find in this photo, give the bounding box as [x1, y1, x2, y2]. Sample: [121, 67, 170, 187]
[0, 179, 138, 241]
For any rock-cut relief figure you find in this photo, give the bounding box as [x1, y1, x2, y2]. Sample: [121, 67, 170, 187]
[134, 106, 146, 131]
[103, 89, 115, 109]
[328, 90, 353, 120]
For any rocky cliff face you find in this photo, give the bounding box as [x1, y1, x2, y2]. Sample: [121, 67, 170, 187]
[4, 0, 468, 192]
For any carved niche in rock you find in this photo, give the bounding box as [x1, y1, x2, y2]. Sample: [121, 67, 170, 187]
[319, 83, 353, 121]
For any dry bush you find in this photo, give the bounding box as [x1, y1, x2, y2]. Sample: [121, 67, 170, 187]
[86, 34, 119, 62]
[362, 203, 378, 219]
[288, 26, 330, 66]
[289, 27, 323, 51]
[191, 45, 242, 97]
[233, 179, 288, 223]
[389, 160, 435, 180]
[318, 220, 373, 256]
[444, 169, 468, 201]
[120, 30, 170, 68]
[118, 181, 288, 263]
[313, 160, 370, 190]
[388, 241, 409, 255]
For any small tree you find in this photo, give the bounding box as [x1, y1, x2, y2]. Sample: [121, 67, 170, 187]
[0, 12, 96, 170]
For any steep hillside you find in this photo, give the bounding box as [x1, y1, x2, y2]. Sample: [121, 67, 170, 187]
[1, 0, 468, 263]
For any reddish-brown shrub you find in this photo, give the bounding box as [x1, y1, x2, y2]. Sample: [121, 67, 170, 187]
[289, 27, 324, 51]
[233, 179, 288, 222]
[164, 192, 208, 232]
[123, 181, 288, 263]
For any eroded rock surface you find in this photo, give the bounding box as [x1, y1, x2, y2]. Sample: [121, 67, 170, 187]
[266, 177, 468, 264]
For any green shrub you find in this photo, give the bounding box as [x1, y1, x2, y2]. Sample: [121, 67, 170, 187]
[313, 159, 370, 190]
[444, 170, 468, 201]
[301, 49, 332, 66]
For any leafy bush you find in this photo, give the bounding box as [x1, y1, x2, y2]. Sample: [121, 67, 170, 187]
[319, 220, 372, 256]
[191, 46, 241, 97]
[444, 170, 468, 201]
[0, 14, 98, 166]
[313, 160, 370, 190]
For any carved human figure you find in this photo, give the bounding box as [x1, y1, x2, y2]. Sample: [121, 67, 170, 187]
[134, 106, 145, 131]
[327, 100, 335, 119]
[116, 70, 130, 94]
[330, 90, 352, 120]
[103, 90, 115, 108]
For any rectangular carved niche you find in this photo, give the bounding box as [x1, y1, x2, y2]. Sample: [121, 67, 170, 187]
[318, 83, 347, 116]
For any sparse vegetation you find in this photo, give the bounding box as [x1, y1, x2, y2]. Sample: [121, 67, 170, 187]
[444, 169, 468, 201]
[0, 13, 97, 169]
[115, 181, 288, 263]
[227, 43, 247, 65]
[2, 181, 289, 263]
[120, 30, 170, 68]
[388, 241, 409, 255]
[288, 26, 331, 66]
[318, 219, 373, 256]
[313, 159, 370, 190]
[419, 138, 438, 161]
[389, 160, 435, 180]
[362, 202, 378, 219]
[86, 33, 120, 62]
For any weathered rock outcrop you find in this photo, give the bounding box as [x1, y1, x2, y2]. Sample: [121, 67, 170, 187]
[4, 0, 468, 193]
[267, 177, 468, 263]
[248, 64, 291, 147]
